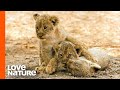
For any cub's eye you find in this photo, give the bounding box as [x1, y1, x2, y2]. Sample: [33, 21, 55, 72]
[59, 53, 63, 57]
[44, 26, 47, 29]
[51, 20, 56, 25]
[36, 27, 39, 30]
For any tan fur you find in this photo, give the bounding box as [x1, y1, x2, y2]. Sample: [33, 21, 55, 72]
[33, 14, 99, 74]
[54, 41, 79, 71]
[66, 37, 98, 63]
[87, 47, 110, 70]
[67, 57, 101, 77]
[45, 58, 57, 74]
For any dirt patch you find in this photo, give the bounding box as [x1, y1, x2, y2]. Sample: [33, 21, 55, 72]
[6, 39, 120, 79]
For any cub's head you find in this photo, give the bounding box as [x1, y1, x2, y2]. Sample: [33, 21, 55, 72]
[33, 14, 59, 39]
[54, 41, 78, 64]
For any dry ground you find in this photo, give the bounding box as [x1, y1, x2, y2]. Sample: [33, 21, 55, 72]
[6, 11, 120, 79]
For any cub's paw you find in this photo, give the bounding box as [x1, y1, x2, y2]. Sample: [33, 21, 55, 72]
[35, 66, 46, 74]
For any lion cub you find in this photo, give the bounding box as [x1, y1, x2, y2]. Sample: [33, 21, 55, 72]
[55, 41, 101, 77]
[33, 14, 66, 74]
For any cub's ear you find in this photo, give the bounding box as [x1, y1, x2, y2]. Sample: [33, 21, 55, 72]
[50, 16, 59, 26]
[33, 13, 40, 21]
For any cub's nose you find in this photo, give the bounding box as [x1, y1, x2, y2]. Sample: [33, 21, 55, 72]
[62, 59, 68, 64]
[37, 33, 44, 39]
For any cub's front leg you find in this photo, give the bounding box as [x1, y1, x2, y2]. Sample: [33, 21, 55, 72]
[46, 58, 58, 74]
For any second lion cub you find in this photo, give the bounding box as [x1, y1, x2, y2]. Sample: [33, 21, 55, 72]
[55, 41, 110, 77]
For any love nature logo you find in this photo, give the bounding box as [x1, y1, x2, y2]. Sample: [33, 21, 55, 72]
[7, 65, 36, 76]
